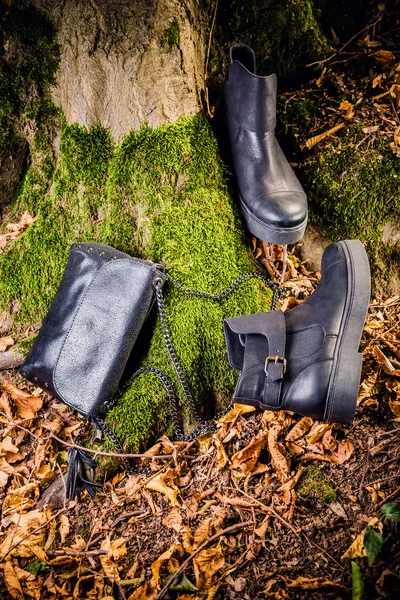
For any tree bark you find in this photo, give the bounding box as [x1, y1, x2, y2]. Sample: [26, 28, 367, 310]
[32, 0, 207, 141]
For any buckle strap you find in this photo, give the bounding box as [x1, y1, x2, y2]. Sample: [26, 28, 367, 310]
[224, 310, 287, 409]
[264, 355, 287, 381]
[262, 313, 286, 408]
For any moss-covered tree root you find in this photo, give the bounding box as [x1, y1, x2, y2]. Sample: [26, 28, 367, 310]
[0, 115, 273, 449]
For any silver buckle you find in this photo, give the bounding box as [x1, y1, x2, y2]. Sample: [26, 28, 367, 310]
[264, 355, 287, 376]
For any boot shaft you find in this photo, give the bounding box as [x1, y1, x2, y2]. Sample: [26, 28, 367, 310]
[225, 44, 277, 133]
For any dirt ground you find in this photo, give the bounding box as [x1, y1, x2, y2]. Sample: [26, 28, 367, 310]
[0, 239, 399, 600]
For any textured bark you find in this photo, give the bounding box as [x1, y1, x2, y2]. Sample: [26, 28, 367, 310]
[32, 0, 206, 141]
[0, 139, 29, 208]
[0, 349, 24, 370]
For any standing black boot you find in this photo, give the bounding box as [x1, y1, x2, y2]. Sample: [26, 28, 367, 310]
[223, 44, 307, 244]
[224, 240, 371, 423]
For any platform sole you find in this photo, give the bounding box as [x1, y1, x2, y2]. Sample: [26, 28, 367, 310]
[324, 240, 371, 423]
[239, 194, 307, 245]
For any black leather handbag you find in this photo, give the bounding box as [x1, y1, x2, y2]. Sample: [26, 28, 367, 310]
[21, 242, 282, 499]
[21, 242, 165, 418]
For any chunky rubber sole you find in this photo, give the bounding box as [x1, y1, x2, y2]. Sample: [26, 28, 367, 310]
[324, 240, 371, 423]
[239, 193, 307, 245]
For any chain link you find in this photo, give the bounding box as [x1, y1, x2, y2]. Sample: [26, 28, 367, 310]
[96, 270, 285, 475]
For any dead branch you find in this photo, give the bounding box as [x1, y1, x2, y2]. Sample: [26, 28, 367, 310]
[156, 520, 254, 599]
[0, 349, 24, 370]
[0, 411, 173, 461]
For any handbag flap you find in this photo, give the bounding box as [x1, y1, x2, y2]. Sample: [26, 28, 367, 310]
[53, 257, 157, 416]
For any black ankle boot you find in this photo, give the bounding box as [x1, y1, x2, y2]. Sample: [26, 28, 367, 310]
[223, 44, 307, 244]
[224, 240, 371, 423]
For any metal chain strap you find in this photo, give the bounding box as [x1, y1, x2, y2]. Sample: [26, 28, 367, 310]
[95, 271, 285, 475]
[164, 271, 283, 310]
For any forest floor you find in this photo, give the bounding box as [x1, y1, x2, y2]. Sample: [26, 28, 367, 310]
[0, 7, 400, 598]
[0, 238, 399, 600]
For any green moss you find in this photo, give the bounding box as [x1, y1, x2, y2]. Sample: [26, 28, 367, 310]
[304, 126, 400, 272]
[162, 17, 181, 50]
[212, 0, 330, 83]
[0, 120, 113, 324]
[0, 115, 272, 449]
[298, 465, 336, 503]
[15, 335, 37, 355]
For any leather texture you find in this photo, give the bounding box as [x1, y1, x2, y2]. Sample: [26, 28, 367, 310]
[224, 241, 370, 423]
[21, 243, 165, 417]
[223, 44, 307, 243]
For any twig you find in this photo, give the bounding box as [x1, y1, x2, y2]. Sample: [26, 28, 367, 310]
[379, 485, 400, 506]
[112, 510, 147, 528]
[213, 548, 249, 586]
[281, 245, 288, 283]
[204, 0, 219, 117]
[156, 520, 254, 599]
[234, 489, 301, 537]
[380, 426, 400, 437]
[235, 489, 345, 570]
[307, 16, 382, 67]
[47, 548, 107, 557]
[0, 507, 68, 561]
[359, 474, 400, 491]
[0, 349, 24, 370]
[371, 456, 400, 472]
[0, 411, 173, 461]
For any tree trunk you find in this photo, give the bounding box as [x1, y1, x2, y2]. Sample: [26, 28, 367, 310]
[34, 0, 206, 141]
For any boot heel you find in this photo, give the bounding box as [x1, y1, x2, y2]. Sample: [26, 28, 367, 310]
[327, 352, 363, 423]
[325, 240, 370, 423]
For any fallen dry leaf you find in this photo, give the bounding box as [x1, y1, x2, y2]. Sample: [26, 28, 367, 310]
[277, 467, 304, 492]
[0, 508, 51, 558]
[59, 514, 70, 544]
[358, 371, 379, 403]
[151, 543, 183, 586]
[145, 468, 181, 507]
[372, 346, 400, 376]
[100, 537, 127, 582]
[254, 515, 271, 539]
[162, 509, 182, 533]
[305, 122, 345, 150]
[214, 437, 230, 470]
[342, 517, 383, 559]
[127, 580, 157, 600]
[193, 518, 211, 550]
[268, 426, 290, 482]
[0, 457, 14, 488]
[306, 423, 331, 445]
[0, 436, 19, 457]
[0, 336, 14, 352]
[389, 399, 400, 417]
[217, 403, 255, 424]
[0, 212, 37, 249]
[285, 417, 314, 441]
[286, 576, 346, 591]
[198, 432, 213, 455]
[2, 560, 24, 599]
[329, 440, 355, 465]
[338, 100, 353, 111]
[193, 543, 225, 589]
[230, 433, 266, 474]
[2, 381, 43, 419]
[338, 100, 354, 119]
[374, 49, 396, 68]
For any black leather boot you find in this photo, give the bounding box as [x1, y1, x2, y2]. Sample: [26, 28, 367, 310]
[223, 44, 307, 244]
[224, 240, 370, 423]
